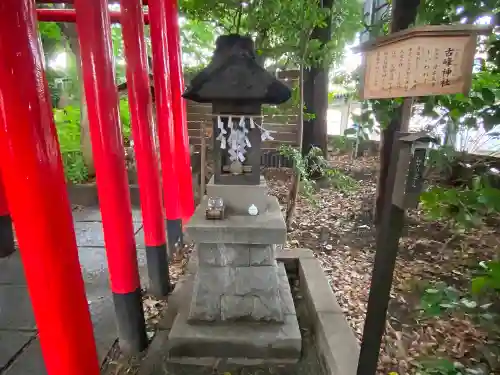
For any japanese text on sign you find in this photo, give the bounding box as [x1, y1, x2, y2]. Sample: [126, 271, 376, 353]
[362, 36, 472, 99]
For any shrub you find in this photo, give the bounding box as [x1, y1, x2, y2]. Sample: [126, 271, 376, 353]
[53, 106, 88, 184]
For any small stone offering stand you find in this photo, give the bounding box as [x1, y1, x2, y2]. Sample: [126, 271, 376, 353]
[165, 34, 301, 362]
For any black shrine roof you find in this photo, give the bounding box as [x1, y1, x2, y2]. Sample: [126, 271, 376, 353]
[182, 34, 291, 105]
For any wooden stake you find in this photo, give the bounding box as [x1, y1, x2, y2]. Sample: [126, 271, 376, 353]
[200, 122, 206, 201]
[285, 63, 304, 231]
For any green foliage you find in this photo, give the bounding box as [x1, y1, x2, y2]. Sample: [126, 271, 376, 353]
[415, 358, 465, 375]
[328, 135, 351, 153]
[180, 19, 220, 68]
[426, 146, 459, 179]
[119, 98, 132, 143]
[417, 281, 485, 317]
[350, 109, 381, 138]
[324, 167, 359, 192]
[419, 71, 500, 134]
[279, 145, 358, 204]
[279, 145, 317, 202]
[418, 280, 496, 324]
[111, 26, 127, 83]
[472, 260, 500, 294]
[180, 0, 361, 68]
[419, 282, 461, 316]
[417, 0, 499, 27]
[45, 68, 64, 108]
[38, 22, 64, 57]
[53, 106, 89, 184]
[61, 151, 89, 184]
[420, 179, 500, 230]
[39, 22, 63, 44]
[53, 106, 81, 153]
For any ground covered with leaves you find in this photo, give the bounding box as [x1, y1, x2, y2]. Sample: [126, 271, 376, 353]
[266, 155, 500, 375]
[103, 155, 499, 375]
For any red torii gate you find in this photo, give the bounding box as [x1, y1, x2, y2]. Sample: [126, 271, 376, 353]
[0, 0, 192, 373]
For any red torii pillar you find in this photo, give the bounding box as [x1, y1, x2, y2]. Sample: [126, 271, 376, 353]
[74, 0, 147, 353]
[149, 0, 183, 253]
[0, 0, 100, 374]
[121, 0, 171, 296]
[165, 0, 195, 222]
[0, 171, 15, 258]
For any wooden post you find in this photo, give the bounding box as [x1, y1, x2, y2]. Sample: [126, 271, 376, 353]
[200, 122, 207, 201]
[357, 134, 405, 375]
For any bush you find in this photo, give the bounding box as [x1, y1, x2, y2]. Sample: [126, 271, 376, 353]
[472, 260, 500, 294]
[420, 177, 500, 230]
[61, 151, 88, 184]
[328, 135, 352, 153]
[53, 102, 131, 183]
[53, 106, 88, 184]
[119, 98, 131, 144]
[279, 145, 358, 204]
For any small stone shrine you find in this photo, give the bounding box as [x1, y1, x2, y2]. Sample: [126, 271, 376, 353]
[165, 34, 301, 362]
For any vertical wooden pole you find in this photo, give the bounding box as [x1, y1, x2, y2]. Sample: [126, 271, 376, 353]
[357, 133, 406, 375]
[200, 124, 207, 201]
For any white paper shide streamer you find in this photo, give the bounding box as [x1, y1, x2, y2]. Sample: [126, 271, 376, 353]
[215, 115, 276, 165]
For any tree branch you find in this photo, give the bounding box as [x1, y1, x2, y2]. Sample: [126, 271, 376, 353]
[235, 2, 243, 34]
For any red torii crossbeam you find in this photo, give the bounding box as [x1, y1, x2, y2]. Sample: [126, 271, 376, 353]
[37, 8, 150, 24]
[36, 0, 149, 4]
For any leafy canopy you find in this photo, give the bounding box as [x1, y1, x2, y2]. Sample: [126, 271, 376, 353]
[180, 0, 361, 68]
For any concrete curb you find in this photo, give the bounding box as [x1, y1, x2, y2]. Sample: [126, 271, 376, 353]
[67, 183, 141, 207]
[277, 248, 360, 375]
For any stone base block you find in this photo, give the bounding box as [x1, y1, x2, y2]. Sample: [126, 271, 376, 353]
[188, 262, 282, 322]
[207, 175, 269, 214]
[167, 263, 301, 362]
[185, 195, 286, 244]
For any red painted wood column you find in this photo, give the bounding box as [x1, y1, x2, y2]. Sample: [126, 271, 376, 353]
[0, 1, 100, 374]
[0, 170, 15, 258]
[74, 0, 147, 353]
[121, 0, 171, 296]
[149, 0, 183, 252]
[165, 0, 195, 221]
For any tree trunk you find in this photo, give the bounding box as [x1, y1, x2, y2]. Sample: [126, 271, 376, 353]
[59, 22, 95, 177]
[301, 0, 334, 157]
[374, 0, 421, 225]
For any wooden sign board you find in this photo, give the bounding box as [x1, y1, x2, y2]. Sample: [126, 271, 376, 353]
[356, 25, 491, 99]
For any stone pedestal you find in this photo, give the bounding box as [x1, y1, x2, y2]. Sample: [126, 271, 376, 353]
[166, 177, 301, 362]
[189, 243, 283, 322]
